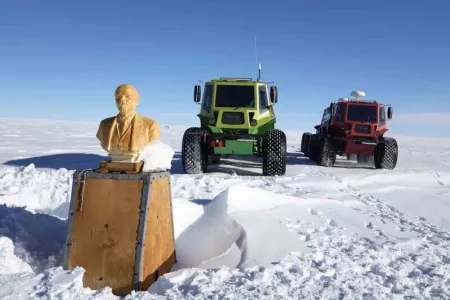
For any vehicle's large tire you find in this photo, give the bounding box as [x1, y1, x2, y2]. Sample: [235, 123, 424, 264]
[301, 133, 312, 157]
[181, 127, 208, 174]
[318, 136, 336, 167]
[307, 134, 314, 160]
[307, 134, 320, 162]
[262, 129, 287, 176]
[374, 137, 398, 170]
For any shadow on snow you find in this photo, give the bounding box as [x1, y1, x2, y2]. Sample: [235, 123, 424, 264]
[4, 153, 108, 170]
[170, 151, 317, 176]
[0, 204, 67, 273]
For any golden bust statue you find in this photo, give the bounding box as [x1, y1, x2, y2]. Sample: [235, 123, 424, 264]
[96, 84, 161, 162]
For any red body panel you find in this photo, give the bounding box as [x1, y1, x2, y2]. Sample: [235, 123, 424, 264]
[345, 142, 375, 155]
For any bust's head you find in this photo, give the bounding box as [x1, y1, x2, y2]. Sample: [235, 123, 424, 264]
[115, 84, 140, 117]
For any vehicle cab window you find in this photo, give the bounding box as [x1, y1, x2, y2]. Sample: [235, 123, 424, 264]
[259, 85, 269, 113]
[322, 107, 331, 123]
[379, 106, 386, 126]
[202, 84, 213, 112]
[335, 103, 345, 122]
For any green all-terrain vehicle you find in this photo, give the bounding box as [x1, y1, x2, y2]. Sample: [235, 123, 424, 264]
[181, 77, 286, 176]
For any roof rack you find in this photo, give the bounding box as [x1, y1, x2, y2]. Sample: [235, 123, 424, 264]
[219, 77, 253, 82]
[352, 99, 378, 103]
[338, 98, 378, 104]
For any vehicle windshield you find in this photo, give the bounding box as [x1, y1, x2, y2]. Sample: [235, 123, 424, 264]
[347, 105, 378, 122]
[215, 85, 255, 108]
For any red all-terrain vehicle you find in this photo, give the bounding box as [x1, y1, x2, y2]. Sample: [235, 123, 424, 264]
[301, 91, 398, 169]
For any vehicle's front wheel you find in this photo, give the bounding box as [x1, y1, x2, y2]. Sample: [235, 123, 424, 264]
[374, 137, 398, 170]
[262, 129, 287, 176]
[181, 127, 208, 174]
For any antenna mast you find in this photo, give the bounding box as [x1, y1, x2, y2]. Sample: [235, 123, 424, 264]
[254, 34, 261, 81]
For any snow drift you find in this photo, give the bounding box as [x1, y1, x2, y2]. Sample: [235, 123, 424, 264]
[0, 118, 449, 299]
[173, 187, 249, 271]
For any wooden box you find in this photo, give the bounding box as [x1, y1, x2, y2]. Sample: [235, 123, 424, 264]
[63, 169, 176, 296]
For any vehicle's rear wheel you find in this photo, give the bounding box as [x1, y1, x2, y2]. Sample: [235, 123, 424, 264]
[374, 137, 398, 170]
[181, 127, 208, 174]
[308, 134, 320, 162]
[301, 132, 312, 157]
[318, 136, 336, 167]
[262, 129, 287, 176]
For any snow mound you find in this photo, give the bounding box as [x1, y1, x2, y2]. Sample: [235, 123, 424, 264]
[138, 140, 175, 172]
[0, 237, 33, 275]
[0, 204, 67, 273]
[173, 186, 304, 272]
[173, 187, 248, 271]
[224, 185, 300, 213]
[0, 267, 116, 300]
[0, 164, 73, 218]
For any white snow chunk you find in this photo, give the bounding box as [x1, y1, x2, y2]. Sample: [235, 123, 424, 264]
[138, 140, 175, 172]
[0, 237, 34, 275]
[173, 187, 247, 271]
[0, 267, 115, 300]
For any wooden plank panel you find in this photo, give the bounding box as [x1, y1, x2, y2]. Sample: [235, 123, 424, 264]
[141, 177, 176, 290]
[97, 161, 144, 173]
[68, 177, 143, 296]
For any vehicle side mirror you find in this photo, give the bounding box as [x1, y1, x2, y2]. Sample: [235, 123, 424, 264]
[387, 107, 393, 119]
[270, 86, 278, 103]
[194, 85, 201, 103]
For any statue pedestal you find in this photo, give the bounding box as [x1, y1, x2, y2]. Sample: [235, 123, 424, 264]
[63, 162, 176, 296]
[96, 161, 144, 174]
[107, 151, 141, 163]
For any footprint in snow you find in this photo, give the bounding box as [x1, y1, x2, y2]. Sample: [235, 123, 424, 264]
[326, 219, 339, 227]
[365, 221, 374, 229]
[307, 208, 320, 216]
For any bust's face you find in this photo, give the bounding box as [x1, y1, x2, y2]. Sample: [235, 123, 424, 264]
[115, 85, 139, 117]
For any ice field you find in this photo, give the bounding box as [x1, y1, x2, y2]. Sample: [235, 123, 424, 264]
[0, 117, 449, 299]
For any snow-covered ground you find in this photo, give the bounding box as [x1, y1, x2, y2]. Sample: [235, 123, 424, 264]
[0, 117, 449, 299]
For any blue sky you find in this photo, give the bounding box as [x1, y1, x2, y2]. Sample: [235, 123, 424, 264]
[1, 0, 450, 137]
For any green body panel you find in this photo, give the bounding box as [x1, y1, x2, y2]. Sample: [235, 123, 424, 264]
[198, 113, 211, 129]
[252, 118, 275, 134]
[207, 117, 275, 135]
[213, 140, 254, 155]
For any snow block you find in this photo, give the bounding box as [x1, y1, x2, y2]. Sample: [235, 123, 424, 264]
[63, 169, 176, 296]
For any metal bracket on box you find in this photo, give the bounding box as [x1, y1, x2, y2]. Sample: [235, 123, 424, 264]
[75, 171, 170, 181]
[77, 169, 93, 212]
[63, 169, 85, 269]
[167, 174, 177, 263]
[132, 172, 152, 291]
